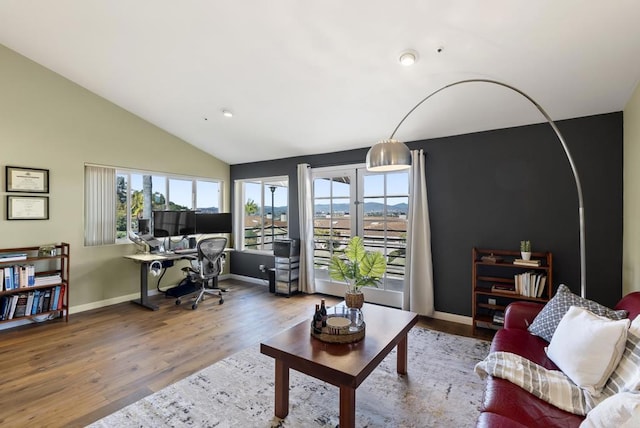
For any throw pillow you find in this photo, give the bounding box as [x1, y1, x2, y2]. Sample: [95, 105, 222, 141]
[603, 315, 640, 395]
[528, 284, 628, 342]
[580, 392, 640, 428]
[546, 306, 629, 396]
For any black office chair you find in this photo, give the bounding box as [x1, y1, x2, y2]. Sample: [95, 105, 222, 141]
[181, 236, 227, 310]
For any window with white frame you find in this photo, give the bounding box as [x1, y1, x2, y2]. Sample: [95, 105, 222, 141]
[234, 176, 288, 251]
[84, 164, 222, 246]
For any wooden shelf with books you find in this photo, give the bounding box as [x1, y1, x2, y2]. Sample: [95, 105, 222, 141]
[472, 247, 552, 335]
[0, 243, 69, 325]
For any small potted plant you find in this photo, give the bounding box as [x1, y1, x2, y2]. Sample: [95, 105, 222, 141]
[328, 236, 387, 308]
[520, 240, 532, 260]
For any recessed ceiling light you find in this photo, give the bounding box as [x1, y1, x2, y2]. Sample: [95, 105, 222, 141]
[222, 110, 233, 118]
[399, 50, 418, 66]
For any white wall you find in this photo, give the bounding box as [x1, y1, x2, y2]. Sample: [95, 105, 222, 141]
[0, 44, 230, 312]
[623, 80, 640, 295]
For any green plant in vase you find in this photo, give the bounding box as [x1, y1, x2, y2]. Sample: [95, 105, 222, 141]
[520, 240, 532, 260]
[328, 236, 387, 308]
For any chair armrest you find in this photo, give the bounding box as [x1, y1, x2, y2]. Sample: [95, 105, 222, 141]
[503, 301, 545, 330]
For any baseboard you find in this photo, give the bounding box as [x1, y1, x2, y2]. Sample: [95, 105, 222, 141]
[70, 274, 237, 314]
[5, 275, 471, 328]
[228, 273, 269, 286]
[432, 311, 472, 326]
[0, 274, 255, 330]
[69, 290, 160, 314]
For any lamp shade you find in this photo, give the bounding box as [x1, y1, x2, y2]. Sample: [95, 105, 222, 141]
[365, 139, 411, 171]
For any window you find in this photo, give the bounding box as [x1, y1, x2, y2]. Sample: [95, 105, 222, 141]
[312, 165, 409, 306]
[235, 176, 288, 251]
[85, 164, 222, 246]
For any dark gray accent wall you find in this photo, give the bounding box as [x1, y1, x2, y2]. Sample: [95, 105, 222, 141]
[230, 112, 623, 314]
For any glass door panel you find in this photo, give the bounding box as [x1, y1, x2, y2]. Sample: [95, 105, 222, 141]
[312, 173, 356, 294]
[311, 167, 409, 307]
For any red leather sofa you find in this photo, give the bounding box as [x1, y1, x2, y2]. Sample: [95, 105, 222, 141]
[476, 291, 640, 427]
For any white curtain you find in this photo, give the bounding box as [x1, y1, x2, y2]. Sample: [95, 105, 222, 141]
[297, 163, 316, 293]
[84, 165, 116, 246]
[403, 149, 434, 315]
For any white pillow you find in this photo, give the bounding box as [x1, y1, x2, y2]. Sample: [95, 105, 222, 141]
[580, 392, 640, 428]
[603, 315, 640, 395]
[547, 306, 630, 396]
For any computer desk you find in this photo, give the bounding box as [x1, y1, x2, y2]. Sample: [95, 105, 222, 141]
[124, 251, 197, 311]
[124, 248, 232, 311]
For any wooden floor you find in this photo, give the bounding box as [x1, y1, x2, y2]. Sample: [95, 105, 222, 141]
[0, 279, 491, 427]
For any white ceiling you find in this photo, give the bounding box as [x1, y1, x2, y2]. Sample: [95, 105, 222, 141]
[2, 1, 640, 165]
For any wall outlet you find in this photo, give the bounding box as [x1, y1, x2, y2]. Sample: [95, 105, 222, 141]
[259, 264, 266, 272]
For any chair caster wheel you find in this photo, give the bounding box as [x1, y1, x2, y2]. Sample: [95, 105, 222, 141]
[192, 303, 198, 310]
[219, 298, 224, 304]
[175, 299, 181, 305]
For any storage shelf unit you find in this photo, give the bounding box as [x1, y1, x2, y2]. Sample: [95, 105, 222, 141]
[472, 247, 552, 334]
[0, 243, 69, 325]
[275, 255, 299, 296]
[273, 239, 300, 297]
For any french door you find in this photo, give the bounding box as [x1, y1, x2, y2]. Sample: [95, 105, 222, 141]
[312, 165, 409, 307]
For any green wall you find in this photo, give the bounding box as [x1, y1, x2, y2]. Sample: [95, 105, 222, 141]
[0, 44, 230, 312]
[624, 81, 640, 295]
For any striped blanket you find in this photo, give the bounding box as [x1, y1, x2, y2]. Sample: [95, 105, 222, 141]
[475, 351, 607, 416]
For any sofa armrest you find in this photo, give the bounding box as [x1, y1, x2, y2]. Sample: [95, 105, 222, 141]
[503, 301, 545, 330]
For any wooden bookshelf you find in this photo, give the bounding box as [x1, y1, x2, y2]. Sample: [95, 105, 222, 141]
[472, 247, 552, 335]
[0, 242, 69, 325]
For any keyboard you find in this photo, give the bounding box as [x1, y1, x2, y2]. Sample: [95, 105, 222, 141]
[173, 248, 197, 254]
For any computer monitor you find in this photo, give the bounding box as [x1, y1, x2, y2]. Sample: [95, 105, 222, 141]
[195, 212, 232, 234]
[152, 210, 196, 237]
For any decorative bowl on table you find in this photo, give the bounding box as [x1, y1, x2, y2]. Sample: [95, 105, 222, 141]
[311, 306, 366, 343]
[326, 316, 351, 334]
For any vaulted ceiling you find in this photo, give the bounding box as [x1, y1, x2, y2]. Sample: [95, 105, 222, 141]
[1, 1, 640, 164]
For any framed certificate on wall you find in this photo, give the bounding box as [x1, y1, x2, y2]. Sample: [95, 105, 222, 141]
[6, 166, 49, 193]
[7, 196, 49, 220]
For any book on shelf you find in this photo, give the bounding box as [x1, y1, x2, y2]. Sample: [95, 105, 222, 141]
[0, 253, 28, 263]
[0, 296, 8, 320]
[31, 290, 41, 315]
[25, 291, 35, 315]
[537, 275, 547, 298]
[34, 274, 62, 286]
[491, 285, 517, 294]
[514, 272, 547, 297]
[513, 259, 541, 267]
[8, 295, 19, 319]
[42, 289, 52, 312]
[51, 285, 61, 311]
[3, 266, 12, 291]
[57, 284, 66, 310]
[20, 266, 29, 288]
[13, 293, 29, 318]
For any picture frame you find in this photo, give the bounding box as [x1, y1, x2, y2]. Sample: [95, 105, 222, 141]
[6, 196, 49, 220]
[5, 166, 49, 193]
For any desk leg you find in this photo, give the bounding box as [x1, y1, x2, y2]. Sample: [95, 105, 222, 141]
[397, 334, 408, 374]
[132, 262, 159, 311]
[274, 359, 289, 419]
[339, 385, 356, 428]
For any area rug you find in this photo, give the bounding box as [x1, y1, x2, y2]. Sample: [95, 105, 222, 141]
[89, 327, 490, 427]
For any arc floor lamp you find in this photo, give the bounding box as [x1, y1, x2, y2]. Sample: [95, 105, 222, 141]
[366, 79, 586, 297]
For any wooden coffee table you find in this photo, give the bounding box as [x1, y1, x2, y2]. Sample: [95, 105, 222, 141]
[260, 303, 419, 428]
